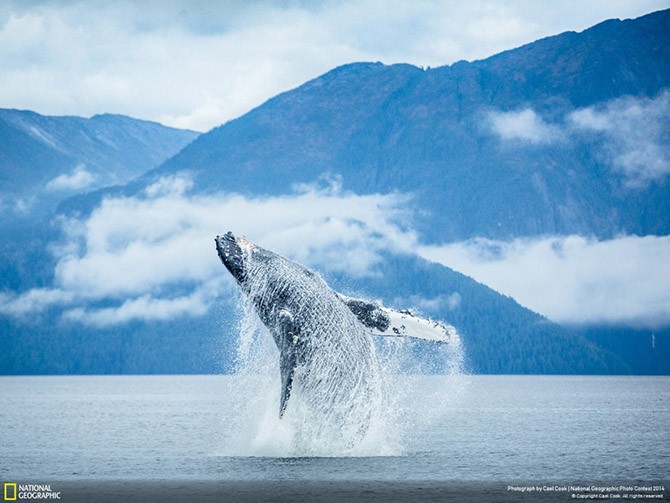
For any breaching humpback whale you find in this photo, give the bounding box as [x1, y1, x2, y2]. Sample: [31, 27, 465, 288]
[215, 232, 458, 425]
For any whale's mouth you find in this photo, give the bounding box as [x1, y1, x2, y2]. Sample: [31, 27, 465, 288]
[215, 232, 248, 284]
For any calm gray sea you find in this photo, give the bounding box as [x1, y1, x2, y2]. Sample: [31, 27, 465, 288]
[1, 375, 668, 502]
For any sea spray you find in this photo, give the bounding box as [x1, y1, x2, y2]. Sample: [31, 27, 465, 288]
[219, 293, 467, 458]
[224, 281, 391, 456]
[216, 237, 466, 457]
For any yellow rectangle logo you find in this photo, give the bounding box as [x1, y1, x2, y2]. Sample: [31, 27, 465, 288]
[3, 483, 17, 501]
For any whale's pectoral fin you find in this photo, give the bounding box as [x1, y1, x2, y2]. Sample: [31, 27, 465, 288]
[278, 309, 298, 418]
[279, 353, 297, 419]
[374, 306, 459, 344]
[337, 293, 458, 344]
[337, 295, 391, 332]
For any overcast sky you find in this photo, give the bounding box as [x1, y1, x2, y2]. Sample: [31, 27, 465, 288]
[1, 0, 668, 131]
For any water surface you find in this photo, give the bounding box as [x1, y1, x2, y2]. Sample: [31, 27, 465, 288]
[1, 375, 668, 501]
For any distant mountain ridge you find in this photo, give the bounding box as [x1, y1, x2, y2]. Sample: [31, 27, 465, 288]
[0, 109, 199, 215]
[88, 8, 667, 243]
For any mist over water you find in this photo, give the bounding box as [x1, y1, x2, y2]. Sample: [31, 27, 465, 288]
[217, 287, 466, 458]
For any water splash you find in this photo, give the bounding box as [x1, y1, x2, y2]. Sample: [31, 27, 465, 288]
[217, 245, 466, 457]
[217, 301, 466, 458]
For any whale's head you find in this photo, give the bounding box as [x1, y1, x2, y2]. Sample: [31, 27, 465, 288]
[216, 231, 325, 312]
[215, 231, 256, 285]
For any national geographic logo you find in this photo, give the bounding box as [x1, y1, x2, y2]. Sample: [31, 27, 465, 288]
[3, 483, 61, 500]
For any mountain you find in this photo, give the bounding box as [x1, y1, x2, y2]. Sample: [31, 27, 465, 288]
[2, 10, 669, 375]
[0, 111, 199, 295]
[62, 9, 670, 243]
[0, 109, 199, 216]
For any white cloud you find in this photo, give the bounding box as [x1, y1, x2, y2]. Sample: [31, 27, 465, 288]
[46, 165, 96, 191]
[1, 175, 416, 325]
[62, 290, 212, 327]
[569, 91, 670, 187]
[419, 235, 670, 328]
[14, 196, 35, 214]
[144, 173, 194, 198]
[0, 1, 666, 131]
[4, 174, 670, 329]
[487, 93, 670, 186]
[396, 293, 462, 315]
[488, 108, 562, 144]
[0, 288, 73, 317]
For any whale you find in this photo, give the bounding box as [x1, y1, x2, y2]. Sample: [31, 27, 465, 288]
[215, 232, 458, 431]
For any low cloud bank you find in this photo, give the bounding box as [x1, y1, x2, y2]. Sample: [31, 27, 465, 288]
[488, 91, 670, 188]
[488, 108, 562, 144]
[419, 235, 670, 328]
[569, 91, 670, 187]
[0, 176, 415, 326]
[2, 172, 669, 329]
[46, 165, 96, 191]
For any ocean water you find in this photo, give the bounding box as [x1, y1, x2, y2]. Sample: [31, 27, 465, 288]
[1, 374, 668, 502]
